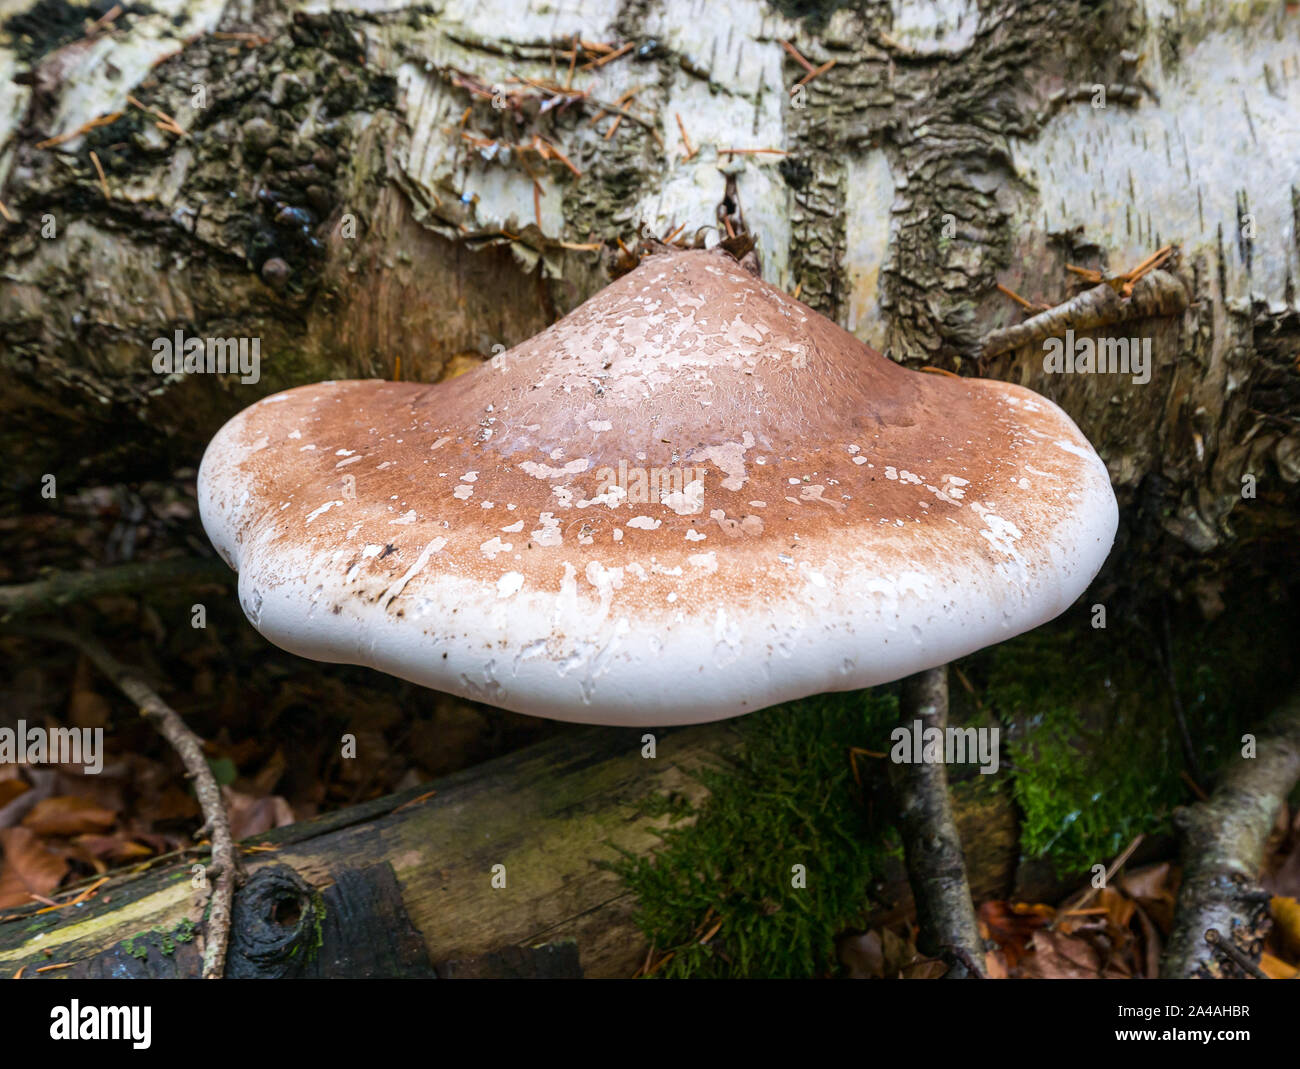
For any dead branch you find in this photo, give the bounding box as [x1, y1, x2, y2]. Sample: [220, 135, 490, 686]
[886, 666, 986, 978]
[3, 623, 240, 979]
[981, 269, 1189, 360]
[0, 557, 230, 621]
[1162, 687, 1300, 977]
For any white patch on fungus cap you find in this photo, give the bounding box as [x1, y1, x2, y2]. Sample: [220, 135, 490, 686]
[198, 249, 1117, 727]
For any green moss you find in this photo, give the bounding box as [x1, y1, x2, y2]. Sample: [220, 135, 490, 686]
[612, 689, 898, 979]
[986, 635, 1173, 866]
[118, 919, 200, 962]
[616, 597, 1297, 976]
[307, 892, 326, 963]
[979, 598, 1296, 872]
[121, 934, 148, 961]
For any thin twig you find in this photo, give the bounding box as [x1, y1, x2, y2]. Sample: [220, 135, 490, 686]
[1204, 929, 1269, 979]
[210, 31, 270, 46]
[581, 40, 633, 70]
[981, 269, 1188, 359]
[582, 95, 663, 146]
[995, 282, 1049, 312]
[88, 151, 110, 200]
[1163, 689, 1300, 977]
[794, 59, 836, 88]
[778, 39, 816, 73]
[1053, 833, 1145, 926]
[127, 94, 186, 138]
[565, 34, 578, 89]
[84, 3, 122, 35]
[534, 135, 581, 177]
[4, 624, 240, 978]
[887, 667, 985, 978]
[675, 113, 696, 161]
[35, 112, 122, 149]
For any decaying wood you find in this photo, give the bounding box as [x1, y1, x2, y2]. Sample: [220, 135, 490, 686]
[886, 667, 985, 979]
[0, 557, 230, 621]
[0, 720, 1020, 978]
[1162, 688, 1300, 978]
[0, 723, 735, 978]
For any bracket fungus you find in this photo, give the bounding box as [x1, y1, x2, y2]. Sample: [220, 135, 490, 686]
[198, 248, 1117, 726]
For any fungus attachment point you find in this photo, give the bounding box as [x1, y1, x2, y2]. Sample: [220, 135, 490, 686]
[198, 248, 1117, 726]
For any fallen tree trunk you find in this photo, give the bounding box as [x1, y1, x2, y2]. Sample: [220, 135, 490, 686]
[0, 719, 1020, 978]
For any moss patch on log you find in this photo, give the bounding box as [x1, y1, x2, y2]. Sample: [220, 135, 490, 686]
[611, 689, 899, 979]
[119, 918, 197, 962]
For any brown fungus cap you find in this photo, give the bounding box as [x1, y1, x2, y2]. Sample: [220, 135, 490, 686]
[198, 248, 1117, 725]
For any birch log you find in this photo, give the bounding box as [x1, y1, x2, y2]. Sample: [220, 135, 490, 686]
[1, 1, 1297, 598]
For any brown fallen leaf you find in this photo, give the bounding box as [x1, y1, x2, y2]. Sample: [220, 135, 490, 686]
[1120, 861, 1173, 899]
[249, 747, 287, 797]
[0, 827, 69, 909]
[48, 762, 127, 815]
[838, 924, 932, 978]
[838, 930, 885, 978]
[878, 925, 920, 977]
[1101, 885, 1136, 932]
[1131, 900, 1163, 979]
[1263, 812, 1300, 900]
[0, 769, 58, 832]
[222, 787, 294, 841]
[73, 833, 155, 863]
[1018, 928, 1131, 979]
[1120, 861, 1178, 932]
[979, 900, 1054, 968]
[1270, 896, 1300, 958]
[139, 784, 201, 824]
[0, 778, 29, 809]
[900, 957, 948, 979]
[1260, 950, 1299, 979]
[21, 795, 117, 837]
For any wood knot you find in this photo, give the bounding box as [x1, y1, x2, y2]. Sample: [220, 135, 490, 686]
[226, 864, 320, 979]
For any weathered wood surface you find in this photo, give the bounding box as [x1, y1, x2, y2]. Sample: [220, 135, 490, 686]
[0, 718, 1019, 978]
[0, 723, 738, 978]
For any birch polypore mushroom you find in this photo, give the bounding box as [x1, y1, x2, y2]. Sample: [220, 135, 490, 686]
[198, 248, 1117, 726]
